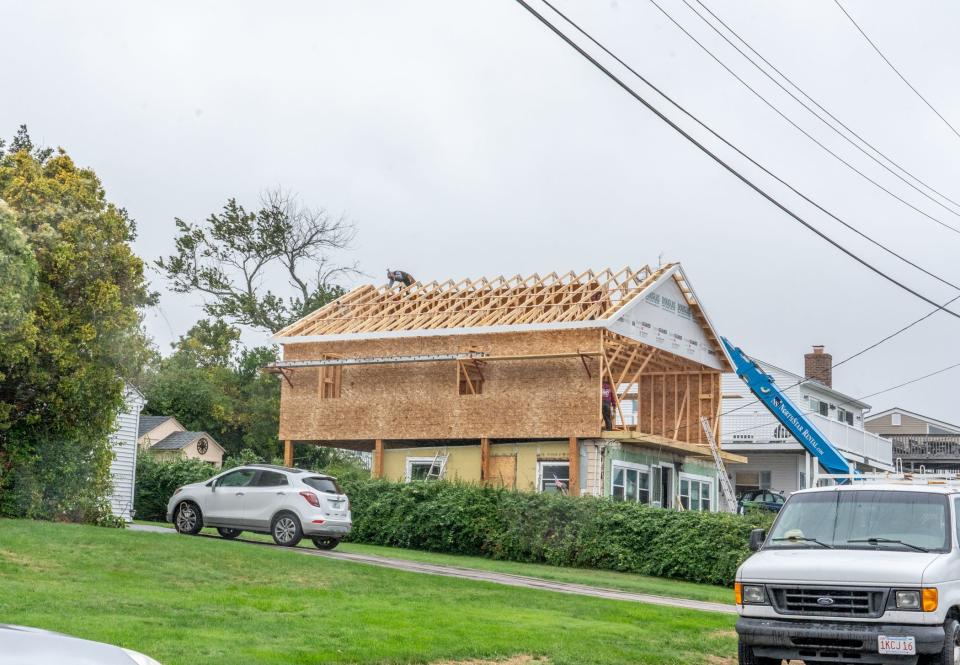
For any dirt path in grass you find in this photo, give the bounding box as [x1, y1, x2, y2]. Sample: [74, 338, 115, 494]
[129, 524, 735, 615]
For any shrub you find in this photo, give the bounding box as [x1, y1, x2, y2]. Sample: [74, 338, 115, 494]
[342, 479, 769, 586]
[134, 456, 217, 521]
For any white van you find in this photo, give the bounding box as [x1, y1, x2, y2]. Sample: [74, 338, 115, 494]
[736, 482, 960, 664]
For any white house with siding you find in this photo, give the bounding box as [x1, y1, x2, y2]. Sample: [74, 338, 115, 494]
[721, 347, 893, 496]
[108, 382, 145, 521]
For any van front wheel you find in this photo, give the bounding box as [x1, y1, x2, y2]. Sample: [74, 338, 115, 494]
[737, 641, 778, 665]
[924, 619, 960, 665]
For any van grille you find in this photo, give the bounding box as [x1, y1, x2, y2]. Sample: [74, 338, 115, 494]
[769, 586, 886, 618]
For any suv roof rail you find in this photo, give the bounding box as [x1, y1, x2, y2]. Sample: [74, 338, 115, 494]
[241, 463, 337, 478]
[244, 463, 310, 473]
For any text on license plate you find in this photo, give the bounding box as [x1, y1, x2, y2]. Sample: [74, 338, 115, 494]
[878, 636, 915, 655]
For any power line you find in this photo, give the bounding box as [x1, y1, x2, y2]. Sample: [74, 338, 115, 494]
[535, 0, 960, 298]
[834, 0, 960, 143]
[686, 0, 960, 216]
[534, 0, 960, 401]
[521, 0, 960, 298]
[644, 0, 960, 236]
[724, 357, 960, 437]
[513, 0, 960, 427]
[718, 291, 960, 421]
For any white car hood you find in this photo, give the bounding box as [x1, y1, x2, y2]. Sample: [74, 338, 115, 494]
[740, 548, 944, 586]
[0, 625, 147, 664]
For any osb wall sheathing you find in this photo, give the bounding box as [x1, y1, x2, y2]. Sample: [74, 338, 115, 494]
[279, 329, 602, 442]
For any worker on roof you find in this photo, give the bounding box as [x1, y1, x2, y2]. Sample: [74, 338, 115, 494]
[386, 269, 415, 288]
[601, 380, 617, 431]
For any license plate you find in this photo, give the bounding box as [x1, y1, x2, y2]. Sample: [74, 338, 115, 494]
[878, 636, 915, 655]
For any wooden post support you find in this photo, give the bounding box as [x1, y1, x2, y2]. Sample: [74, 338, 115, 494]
[480, 436, 491, 484]
[284, 440, 293, 468]
[373, 439, 384, 478]
[568, 437, 580, 497]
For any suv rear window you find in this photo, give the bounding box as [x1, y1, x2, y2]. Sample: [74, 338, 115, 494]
[303, 477, 343, 494]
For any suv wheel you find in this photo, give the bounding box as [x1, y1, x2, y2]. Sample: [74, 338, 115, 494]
[312, 537, 340, 550]
[925, 619, 960, 665]
[737, 641, 778, 665]
[271, 512, 303, 547]
[217, 528, 242, 540]
[174, 502, 203, 535]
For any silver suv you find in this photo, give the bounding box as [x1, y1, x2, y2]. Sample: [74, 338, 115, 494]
[166, 464, 351, 549]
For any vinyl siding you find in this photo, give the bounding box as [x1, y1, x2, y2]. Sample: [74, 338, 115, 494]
[109, 385, 145, 521]
[731, 452, 803, 494]
[865, 413, 930, 436]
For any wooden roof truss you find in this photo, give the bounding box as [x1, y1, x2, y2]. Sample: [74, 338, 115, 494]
[276, 266, 668, 338]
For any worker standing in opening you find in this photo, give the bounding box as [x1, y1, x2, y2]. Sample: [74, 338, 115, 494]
[601, 380, 616, 430]
[386, 269, 415, 288]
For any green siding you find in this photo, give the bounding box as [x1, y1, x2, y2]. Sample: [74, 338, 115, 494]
[603, 443, 720, 511]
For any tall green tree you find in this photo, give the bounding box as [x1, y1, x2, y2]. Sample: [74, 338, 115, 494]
[156, 189, 356, 333]
[0, 200, 38, 367]
[0, 127, 154, 522]
[142, 319, 281, 459]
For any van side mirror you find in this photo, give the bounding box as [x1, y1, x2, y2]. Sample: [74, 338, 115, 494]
[749, 528, 766, 552]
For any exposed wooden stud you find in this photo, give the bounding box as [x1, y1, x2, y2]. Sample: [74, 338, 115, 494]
[372, 439, 384, 478]
[672, 388, 688, 441]
[284, 440, 294, 467]
[568, 437, 580, 497]
[480, 436, 491, 483]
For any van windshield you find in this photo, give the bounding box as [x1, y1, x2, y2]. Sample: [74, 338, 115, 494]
[303, 477, 343, 495]
[767, 490, 950, 552]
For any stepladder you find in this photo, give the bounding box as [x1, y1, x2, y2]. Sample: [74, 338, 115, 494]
[700, 416, 738, 512]
[425, 447, 448, 481]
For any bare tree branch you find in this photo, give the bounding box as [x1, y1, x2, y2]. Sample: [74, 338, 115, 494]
[156, 189, 358, 333]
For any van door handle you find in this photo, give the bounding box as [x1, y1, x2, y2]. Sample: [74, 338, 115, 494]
[235, 492, 245, 496]
[276, 492, 286, 496]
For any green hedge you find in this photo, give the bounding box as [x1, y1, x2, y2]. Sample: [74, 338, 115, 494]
[134, 456, 218, 522]
[342, 479, 770, 586]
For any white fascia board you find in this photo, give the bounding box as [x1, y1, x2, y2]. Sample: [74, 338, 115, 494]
[275, 319, 607, 344]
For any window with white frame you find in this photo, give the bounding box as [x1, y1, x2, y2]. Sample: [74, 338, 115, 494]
[679, 473, 713, 512]
[807, 396, 829, 417]
[405, 456, 445, 482]
[837, 407, 854, 426]
[538, 461, 570, 494]
[611, 461, 650, 503]
[892, 413, 902, 426]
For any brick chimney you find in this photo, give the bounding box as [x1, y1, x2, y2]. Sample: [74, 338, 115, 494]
[804, 345, 832, 387]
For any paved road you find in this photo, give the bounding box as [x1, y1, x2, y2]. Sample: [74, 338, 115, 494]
[129, 523, 735, 615]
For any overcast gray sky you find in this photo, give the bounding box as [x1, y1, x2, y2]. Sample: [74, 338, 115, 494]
[4, 1, 960, 422]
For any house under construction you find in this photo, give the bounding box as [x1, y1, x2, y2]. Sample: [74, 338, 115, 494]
[270, 264, 744, 510]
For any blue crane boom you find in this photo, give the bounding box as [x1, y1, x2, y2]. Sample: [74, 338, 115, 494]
[722, 337, 853, 478]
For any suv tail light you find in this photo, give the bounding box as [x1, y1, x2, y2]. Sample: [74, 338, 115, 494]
[299, 491, 321, 507]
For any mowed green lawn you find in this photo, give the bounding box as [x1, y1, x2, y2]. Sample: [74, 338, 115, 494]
[134, 521, 733, 604]
[0, 519, 737, 665]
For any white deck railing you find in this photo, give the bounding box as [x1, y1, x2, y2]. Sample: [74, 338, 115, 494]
[722, 411, 893, 468]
